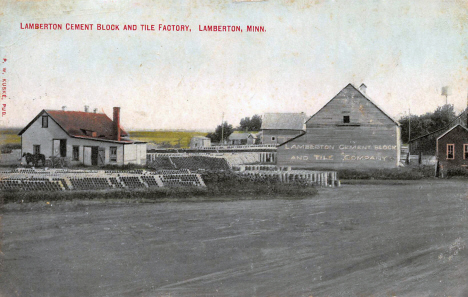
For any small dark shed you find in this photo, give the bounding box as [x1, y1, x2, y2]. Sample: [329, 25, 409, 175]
[409, 108, 467, 155]
[436, 124, 468, 172]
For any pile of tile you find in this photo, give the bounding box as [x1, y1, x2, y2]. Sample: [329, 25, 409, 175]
[0, 168, 205, 191]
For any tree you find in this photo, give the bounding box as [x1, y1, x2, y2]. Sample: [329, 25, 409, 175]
[239, 117, 251, 131]
[399, 104, 457, 143]
[250, 114, 262, 131]
[237, 114, 262, 131]
[207, 122, 234, 143]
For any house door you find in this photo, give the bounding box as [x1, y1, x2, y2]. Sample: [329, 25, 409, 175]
[53, 139, 67, 157]
[83, 147, 92, 166]
[98, 148, 105, 166]
[91, 147, 99, 166]
[53, 140, 61, 157]
[60, 140, 67, 157]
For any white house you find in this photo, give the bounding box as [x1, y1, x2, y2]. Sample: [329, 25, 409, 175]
[18, 107, 147, 166]
[189, 136, 211, 148]
[261, 113, 306, 145]
[227, 133, 250, 145]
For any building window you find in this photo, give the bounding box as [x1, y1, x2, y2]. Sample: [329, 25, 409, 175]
[343, 116, 350, 123]
[33, 145, 40, 154]
[110, 147, 117, 162]
[447, 144, 454, 159]
[271, 137, 276, 141]
[464, 144, 468, 159]
[42, 116, 48, 128]
[73, 146, 79, 161]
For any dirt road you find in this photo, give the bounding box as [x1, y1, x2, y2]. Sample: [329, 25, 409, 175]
[1, 180, 467, 296]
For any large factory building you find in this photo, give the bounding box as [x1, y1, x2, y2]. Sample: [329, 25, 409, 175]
[277, 84, 401, 169]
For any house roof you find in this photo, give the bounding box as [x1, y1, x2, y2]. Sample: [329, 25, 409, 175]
[436, 124, 468, 141]
[306, 84, 400, 126]
[228, 132, 251, 140]
[192, 136, 210, 139]
[18, 109, 143, 144]
[249, 132, 261, 139]
[261, 113, 306, 130]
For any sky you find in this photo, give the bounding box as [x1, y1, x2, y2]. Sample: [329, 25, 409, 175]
[1, 0, 467, 131]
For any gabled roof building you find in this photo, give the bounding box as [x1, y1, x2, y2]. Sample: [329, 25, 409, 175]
[227, 132, 251, 145]
[436, 124, 468, 173]
[189, 136, 211, 148]
[409, 108, 468, 155]
[261, 113, 306, 145]
[277, 84, 401, 169]
[19, 107, 146, 166]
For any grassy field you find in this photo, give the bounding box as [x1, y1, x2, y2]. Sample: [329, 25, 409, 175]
[0, 129, 208, 148]
[129, 130, 208, 148]
[0, 129, 21, 145]
[0, 129, 21, 154]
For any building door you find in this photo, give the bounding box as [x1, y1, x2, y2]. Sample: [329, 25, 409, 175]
[53, 139, 67, 157]
[53, 140, 61, 157]
[83, 147, 92, 166]
[60, 139, 67, 157]
[91, 147, 99, 166]
[98, 148, 105, 166]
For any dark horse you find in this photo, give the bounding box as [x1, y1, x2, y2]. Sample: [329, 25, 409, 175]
[22, 152, 46, 167]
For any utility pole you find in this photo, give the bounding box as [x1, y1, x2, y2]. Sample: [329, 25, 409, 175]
[408, 107, 411, 143]
[221, 112, 224, 145]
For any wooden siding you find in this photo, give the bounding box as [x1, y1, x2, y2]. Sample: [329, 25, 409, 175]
[437, 125, 468, 170]
[307, 85, 396, 127]
[262, 130, 303, 145]
[278, 85, 400, 169]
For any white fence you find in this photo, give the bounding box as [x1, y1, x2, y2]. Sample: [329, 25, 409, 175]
[147, 152, 277, 167]
[239, 170, 339, 187]
[233, 165, 339, 187]
[196, 144, 277, 150]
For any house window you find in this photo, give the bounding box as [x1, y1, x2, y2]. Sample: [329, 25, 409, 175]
[33, 145, 40, 154]
[42, 116, 48, 128]
[343, 116, 350, 123]
[110, 147, 117, 162]
[73, 146, 79, 161]
[447, 144, 454, 159]
[464, 144, 468, 159]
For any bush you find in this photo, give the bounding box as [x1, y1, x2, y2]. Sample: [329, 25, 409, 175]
[446, 168, 468, 178]
[1, 143, 21, 154]
[201, 170, 318, 197]
[337, 167, 435, 180]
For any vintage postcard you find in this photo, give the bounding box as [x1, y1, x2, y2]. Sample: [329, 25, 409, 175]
[1, 0, 467, 296]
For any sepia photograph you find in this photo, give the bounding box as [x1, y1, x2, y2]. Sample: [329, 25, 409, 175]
[0, 0, 467, 296]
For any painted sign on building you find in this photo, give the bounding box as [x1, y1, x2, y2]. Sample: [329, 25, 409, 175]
[277, 84, 401, 169]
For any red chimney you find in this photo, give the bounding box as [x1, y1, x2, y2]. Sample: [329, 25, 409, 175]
[113, 107, 121, 141]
